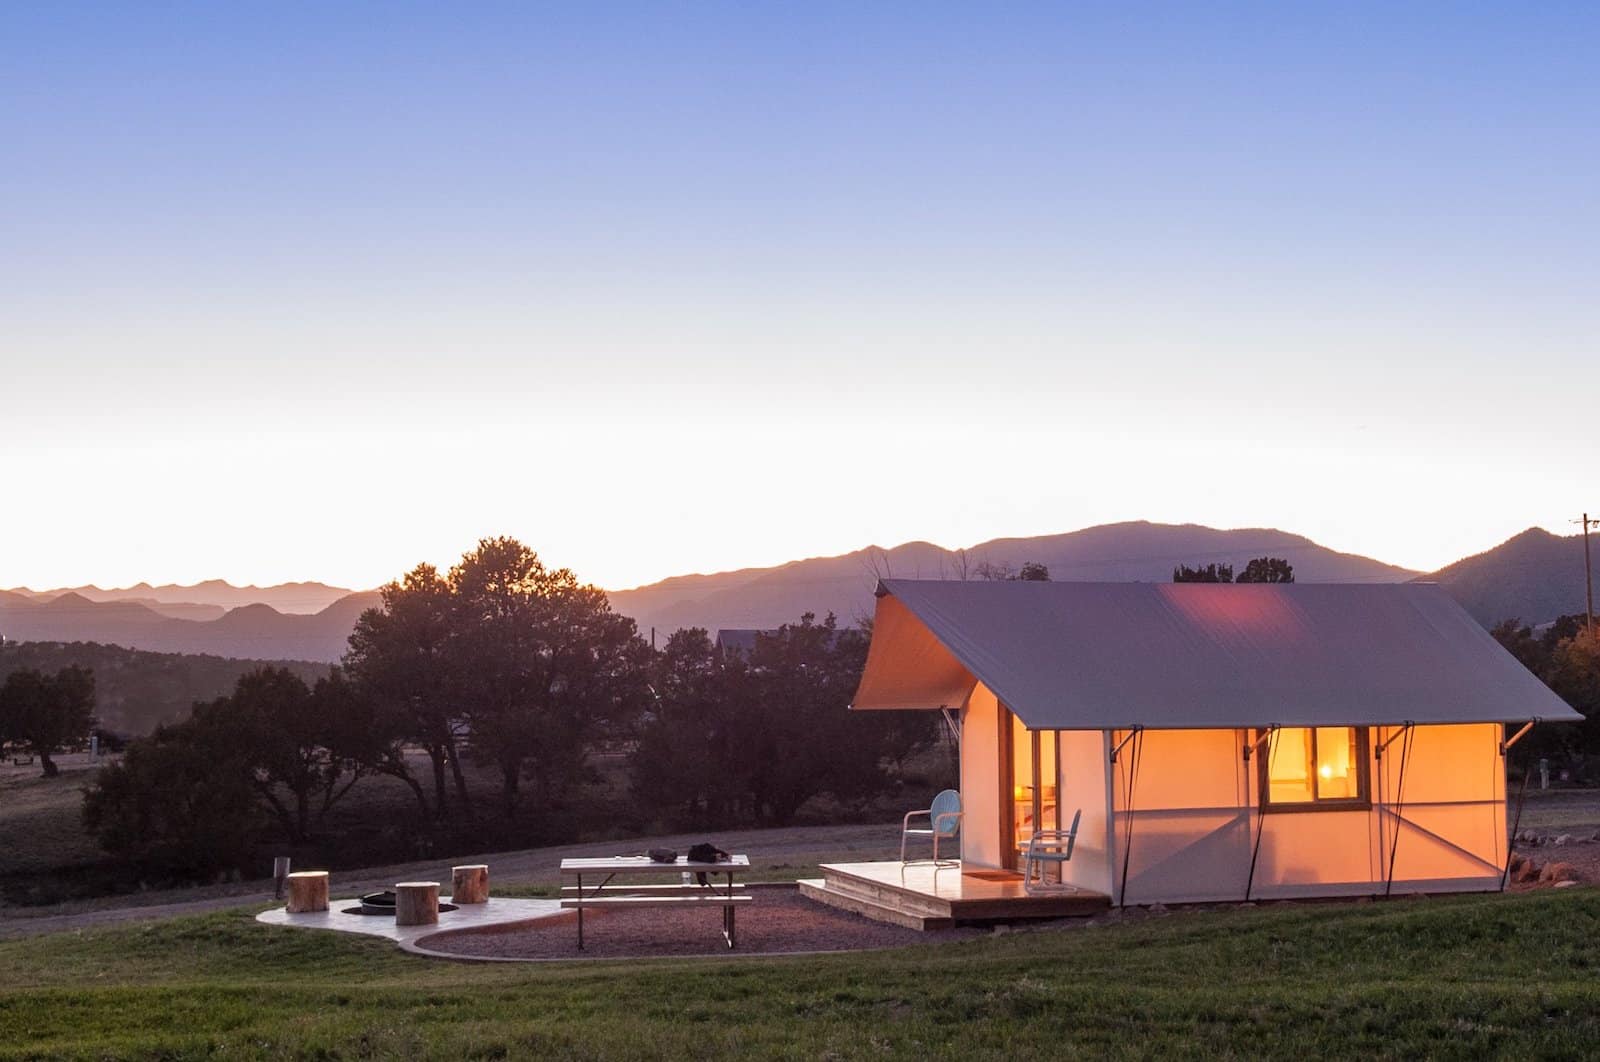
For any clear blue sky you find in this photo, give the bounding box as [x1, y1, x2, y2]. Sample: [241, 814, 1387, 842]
[4, 3, 1596, 589]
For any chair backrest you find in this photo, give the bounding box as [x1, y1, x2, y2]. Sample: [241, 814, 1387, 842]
[930, 789, 962, 834]
[1065, 806, 1082, 837]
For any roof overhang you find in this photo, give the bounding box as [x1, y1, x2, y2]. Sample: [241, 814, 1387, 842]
[850, 579, 1582, 730]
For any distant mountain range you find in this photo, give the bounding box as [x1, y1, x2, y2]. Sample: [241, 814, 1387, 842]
[3, 521, 1590, 661]
[0, 589, 380, 663]
[608, 522, 1420, 636]
[3, 579, 352, 615]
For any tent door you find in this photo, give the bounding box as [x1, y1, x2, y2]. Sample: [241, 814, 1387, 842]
[1001, 708, 1061, 872]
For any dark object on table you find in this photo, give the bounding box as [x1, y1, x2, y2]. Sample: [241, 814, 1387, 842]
[687, 842, 731, 885]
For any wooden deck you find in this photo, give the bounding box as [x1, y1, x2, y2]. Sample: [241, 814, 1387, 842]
[798, 862, 1110, 930]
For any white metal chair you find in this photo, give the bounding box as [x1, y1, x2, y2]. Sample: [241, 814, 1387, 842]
[1022, 808, 1082, 894]
[901, 789, 963, 865]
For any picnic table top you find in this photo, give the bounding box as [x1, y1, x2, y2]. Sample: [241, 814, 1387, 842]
[559, 854, 750, 873]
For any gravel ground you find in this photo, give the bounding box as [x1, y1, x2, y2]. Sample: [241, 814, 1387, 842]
[419, 889, 987, 960]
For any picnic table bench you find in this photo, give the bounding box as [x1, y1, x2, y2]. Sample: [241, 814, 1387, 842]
[559, 854, 752, 949]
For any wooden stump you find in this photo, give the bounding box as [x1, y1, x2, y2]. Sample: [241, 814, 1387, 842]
[451, 864, 489, 904]
[395, 881, 440, 926]
[285, 871, 329, 913]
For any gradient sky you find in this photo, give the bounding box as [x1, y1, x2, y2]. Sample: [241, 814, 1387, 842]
[4, 3, 1597, 592]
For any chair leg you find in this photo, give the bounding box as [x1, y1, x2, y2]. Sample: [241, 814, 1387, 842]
[900, 832, 908, 863]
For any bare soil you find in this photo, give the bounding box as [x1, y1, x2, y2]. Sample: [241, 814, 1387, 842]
[421, 889, 986, 960]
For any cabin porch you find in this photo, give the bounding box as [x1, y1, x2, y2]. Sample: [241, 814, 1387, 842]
[798, 861, 1110, 930]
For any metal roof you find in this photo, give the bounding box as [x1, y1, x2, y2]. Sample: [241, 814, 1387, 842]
[850, 579, 1580, 729]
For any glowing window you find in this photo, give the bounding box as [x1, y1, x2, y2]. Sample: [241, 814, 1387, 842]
[1260, 726, 1368, 809]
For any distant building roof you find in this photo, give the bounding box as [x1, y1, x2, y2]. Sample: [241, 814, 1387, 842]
[852, 580, 1580, 730]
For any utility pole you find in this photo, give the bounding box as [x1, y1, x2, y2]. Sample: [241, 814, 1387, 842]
[1576, 513, 1599, 640]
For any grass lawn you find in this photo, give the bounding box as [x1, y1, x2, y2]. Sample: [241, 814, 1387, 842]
[0, 890, 1596, 1059]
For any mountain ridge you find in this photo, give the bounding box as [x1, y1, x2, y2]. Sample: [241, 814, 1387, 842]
[608, 521, 1420, 635]
[3, 579, 355, 615]
[1415, 527, 1591, 627]
[3, 521, 1586, 660]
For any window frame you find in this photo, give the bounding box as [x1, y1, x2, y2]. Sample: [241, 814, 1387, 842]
[1256, 725, 1372, 813]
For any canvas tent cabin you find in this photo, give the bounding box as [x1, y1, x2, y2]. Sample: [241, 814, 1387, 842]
[850, 579, 1579, 907]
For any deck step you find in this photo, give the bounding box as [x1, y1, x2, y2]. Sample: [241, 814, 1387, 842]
[797, 879, 953, 931]
[817, 867, 957, 917]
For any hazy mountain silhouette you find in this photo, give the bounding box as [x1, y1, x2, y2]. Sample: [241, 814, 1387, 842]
[608, 521, 1419, 636]
[8, 522, 1582, 658]
[0, 591, 381, 663]
[1418, 527, 1594, 627]
[3, 579, 353, 615]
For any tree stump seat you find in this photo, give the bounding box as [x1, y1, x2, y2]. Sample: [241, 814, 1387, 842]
[395, 881, 440, 926]
[452, 864, 489, 904]
[285, 870, 329, 913]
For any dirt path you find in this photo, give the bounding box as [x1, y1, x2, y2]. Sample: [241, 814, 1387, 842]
[0, 822, 902, 941]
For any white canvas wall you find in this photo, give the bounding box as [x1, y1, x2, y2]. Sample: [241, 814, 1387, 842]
[1105, 723, 1507, 905]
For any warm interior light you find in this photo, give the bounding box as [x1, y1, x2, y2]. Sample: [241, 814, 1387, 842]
[1319, 764, 1332, 779]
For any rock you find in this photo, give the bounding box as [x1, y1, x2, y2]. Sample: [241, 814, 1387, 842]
[1234, 902, 1257, 910]
[1555, 880, 1580, 889]
[1555, 834, 1573, 847]
[1515, 859, 1542, 884]
[1539, 861, 1578, 885]
[1147, 903, 1169, 917]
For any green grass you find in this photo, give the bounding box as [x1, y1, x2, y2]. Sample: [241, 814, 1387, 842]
[1, 890, 1598, 1059]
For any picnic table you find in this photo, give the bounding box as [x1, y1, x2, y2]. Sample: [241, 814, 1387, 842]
[559, 854, 752, 950]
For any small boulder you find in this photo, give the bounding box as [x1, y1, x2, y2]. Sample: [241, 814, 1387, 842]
[1539, 861, 1578, 885]
[1146, 903, 1170, 917]
[1515, 859, 1542, 884]
[1554, 834, 1573, 847]
[1555, 880, 1580, 889]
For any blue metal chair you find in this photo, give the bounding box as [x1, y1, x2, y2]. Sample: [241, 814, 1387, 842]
[1023, 808, 1083, 893]
[901, 789, 963, 865]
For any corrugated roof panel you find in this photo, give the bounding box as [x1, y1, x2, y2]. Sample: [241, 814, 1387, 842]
[850, 580, 1580, 729]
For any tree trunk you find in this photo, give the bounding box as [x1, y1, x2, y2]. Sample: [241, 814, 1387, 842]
[446, 735, 472, 814]
[385, 765, 431, 818]
[427, 745, 449, 821]
[500, 758, 521, 819]
[38, 751, 58, 778]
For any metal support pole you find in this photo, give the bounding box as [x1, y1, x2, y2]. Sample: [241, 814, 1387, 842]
[1501, 721, 1537, 890]
[1381, 724, 1416, 898]
[1243, 726, 1279, 903]
[1112, 727, 1145, 907]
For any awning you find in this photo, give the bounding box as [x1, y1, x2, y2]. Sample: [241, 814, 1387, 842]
[850, 579, 1581, 730]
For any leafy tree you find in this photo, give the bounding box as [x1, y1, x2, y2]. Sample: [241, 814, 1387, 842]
[1237, 557, 1295, 583]
[1173, 563, 1233, 583]
[199, 667, 389, 844]
[1491, 616, 1596, 765]
[82, 713, 260, 880]
[975, 560, 1051, 581]
[0, 666, 96, 776]
[631, 628, 747, 828]
[633, 614, 930, 829]
[344, 564, 465, 820]
[345, 538, 651, 822]
[449, 537, 651, 818]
